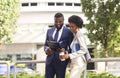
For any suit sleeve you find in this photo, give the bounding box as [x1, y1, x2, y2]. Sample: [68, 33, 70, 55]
[44, 29, 49, 51]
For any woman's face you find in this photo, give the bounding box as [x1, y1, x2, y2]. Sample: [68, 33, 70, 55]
[69, 22, 78, 33]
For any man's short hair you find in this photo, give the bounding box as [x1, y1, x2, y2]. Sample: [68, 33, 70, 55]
[54, 12, 64, 18]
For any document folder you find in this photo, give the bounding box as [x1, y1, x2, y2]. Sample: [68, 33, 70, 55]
[47, 41, 61, 51]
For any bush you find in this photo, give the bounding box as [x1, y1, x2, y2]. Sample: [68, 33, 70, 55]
[85, 72, 119, 78]
[0, 72, 120, 78]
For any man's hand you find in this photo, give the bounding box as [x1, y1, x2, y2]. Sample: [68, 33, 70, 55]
[45, 48, 53, 55]
[59, 54, 70, 59]
[57, 48, 65, 53]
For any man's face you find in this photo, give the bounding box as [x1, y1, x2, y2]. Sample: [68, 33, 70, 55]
[54, 17, 64, 29]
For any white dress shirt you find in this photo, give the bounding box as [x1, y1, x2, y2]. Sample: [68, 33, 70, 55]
[52, 25, 65, 42]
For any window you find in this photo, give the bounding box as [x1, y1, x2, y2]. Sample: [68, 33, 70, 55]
[48, 2, 55, 6]
[30, 3, 37, 6]
[22, 3, 29, 6]
[49, 25, 54, 27]
[65, 3, 72, 6]
[74, 3, 81, 6]
[56, 3, 63, 6]
[16, 54, 21, 60]
[7, 54, 12, 60]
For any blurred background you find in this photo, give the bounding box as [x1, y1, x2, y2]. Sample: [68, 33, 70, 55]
[0, 0, 120, 77]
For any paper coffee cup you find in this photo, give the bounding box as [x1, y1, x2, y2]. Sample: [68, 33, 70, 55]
[59, 52, 65, 61]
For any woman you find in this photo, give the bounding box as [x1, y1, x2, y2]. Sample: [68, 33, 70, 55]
[59, 15, 91, 78]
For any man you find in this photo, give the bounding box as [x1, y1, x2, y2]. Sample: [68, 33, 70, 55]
[44, 12, 73, 78]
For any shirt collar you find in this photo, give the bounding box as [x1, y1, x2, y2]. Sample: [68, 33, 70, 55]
[54, 25, 65, 32]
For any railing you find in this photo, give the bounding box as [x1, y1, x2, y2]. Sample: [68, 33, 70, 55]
[83, 57, 120, 78]
[3, 57, 120, 78]
[0, 62, 10, 78]
[13, 60, 45, 78]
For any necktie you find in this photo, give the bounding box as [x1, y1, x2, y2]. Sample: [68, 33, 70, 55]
[54, 30, 59, 41]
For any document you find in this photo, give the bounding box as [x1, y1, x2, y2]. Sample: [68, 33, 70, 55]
[47, 41, 61, 51]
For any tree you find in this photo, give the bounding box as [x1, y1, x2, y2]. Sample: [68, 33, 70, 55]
[0, 0, 20, 44]
[81, 0, 120, 57]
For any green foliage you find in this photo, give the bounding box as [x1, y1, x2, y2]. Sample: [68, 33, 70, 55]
[85, 72, 120, 78]
[15, 73, 44, 78]
[0, 0, 20, 43]
[0, 72, 120, 78]
[81, 0, 120, 57]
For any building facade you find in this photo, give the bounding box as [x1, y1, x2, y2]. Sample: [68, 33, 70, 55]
[0, 0, 89, 62]
[0, 0, 91, 74]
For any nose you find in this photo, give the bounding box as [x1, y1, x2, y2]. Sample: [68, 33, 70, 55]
[56, 22, 60, 25]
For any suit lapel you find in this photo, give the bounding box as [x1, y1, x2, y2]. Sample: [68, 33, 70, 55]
[58, 26, 65, 42]
[48, 27, 55, 41]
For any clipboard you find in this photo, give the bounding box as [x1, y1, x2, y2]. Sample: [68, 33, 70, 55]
[47, 41, 61, 51]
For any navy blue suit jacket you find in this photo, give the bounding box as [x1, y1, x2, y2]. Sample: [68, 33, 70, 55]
[44, 26, 73, 65]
